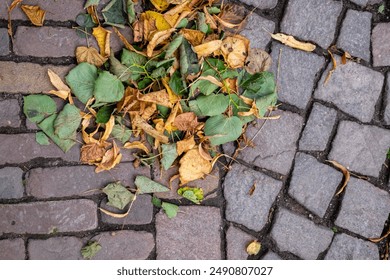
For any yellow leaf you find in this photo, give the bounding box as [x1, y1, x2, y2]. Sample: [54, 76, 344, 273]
[101, 115, 115, 142]
[164, 102, 180, 133]
[179, 148, 212, 185]
[141, 103, 157, 120]
[81, 116, 100, 144]
[327, 160, 350, 196]
[163, 13, 179, 27]
[270, 33, 316, 52]
[7, 0, 23, 37]
[123, 141, 150, 154]
[177, 136, 196, 155]
[150, 0, 170, 11]
[181, 29, 205, 46]
[21, 5, 46, 27]
[87, 5, 99, 25]
[220, 35, 249, 69]
[75, 46, 107, 67]
[92, 26, 111, 58]
[162, 77, 181, 103]
[324, 50, 337, 86]
[147, 28, 175, 57]
[144, 11, 172, 31]
[47, 69, 70, 92]
[193, 40, 222, 57]
[137, 89, 172, 108]
[246, 240, 261, 255]
[95, 141, 122, 173]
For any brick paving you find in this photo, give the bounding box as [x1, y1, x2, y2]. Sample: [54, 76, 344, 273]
[0, 0, 389, 260]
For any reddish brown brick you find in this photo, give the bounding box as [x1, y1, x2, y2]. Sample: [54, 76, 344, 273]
[0, 239, 25, 260]
[0, 199, 97, 234]
[28, 237, 83, 260]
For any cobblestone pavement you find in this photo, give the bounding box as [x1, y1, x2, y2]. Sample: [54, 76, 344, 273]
[1, 0, 390, 260]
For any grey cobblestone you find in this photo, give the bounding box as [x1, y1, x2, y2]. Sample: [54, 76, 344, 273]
[350, 0, 369, 6]
[335, 178, 390, 238]
[241, 13, 275, 50]
[28, 237, 83, 260]
[329, 121, 390, 177]
[262, 251, 282, 260]
[226, 226, 255, 260]
[384, 74, 390, 124]
[0, 239, 25, 260]
[240, 0, 278, 9]
[224, 163, 282, 231]
[0, 28, 9, 56]
[0, 167, 24, 199]
[0, 99, 21, 128]
[372, 23, 390, 67]
[271, 208, 334, 259]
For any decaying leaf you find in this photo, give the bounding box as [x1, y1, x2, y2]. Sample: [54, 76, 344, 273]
[220, 35, 249, 69]
[327, 160, 350, 195]
[193, 40, 222, 57]
[179, 148, 212, 185]
[92, 26, 111, 58]
[177, 186, 203, 204]
[47, 69, 71, 100]
[245, 48, 272, 74]
[95, 141, 122, 173]
[8, 0, 23, 37]
[341, 51, 351, 65]
[181, 29, 205, 46]
[369, 229, 390, 243]
[80, 143, 107, 164]
[123, 141, 150, 154]
[324, 50, 337, 86]
[135, 175, 170, 193]
[102, 182, 135, 210]
[176, 136, 196, 155]
[246, 240, 261, 255]
[137, 89, 172, 108]
[76, 46, 107, 67]
[150, 0, 169, 11]
[270, 33, 316, 52]
[248, 183, 256, 196]
[133, 115, 169, 144]
[81, 241, 101, 260]
[147, 28, 175, 57]
[173, 112, 199, 131]
[21, 5, 46, 26]
[217, 3, 247, 31]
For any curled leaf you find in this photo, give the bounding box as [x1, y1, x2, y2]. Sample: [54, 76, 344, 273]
[179, 148, 212, 185]
[8, 0, 23, 37]
[369, 229, 390, 243]
[246, 240, 261, 255]
[47, 69, 71, 100]
[270, 33, 316, 52]
[220, 35, 249, 69]
[147, 28, 176, 57]
[21, 5, 46, 27]
[92, 26, 111, 58]
[123, 141, 150, 154]
[327, 160, 350, 196]
[95, 141, 122, 173]
[133, 115, 169, 144]
[324, 50, 337, 86]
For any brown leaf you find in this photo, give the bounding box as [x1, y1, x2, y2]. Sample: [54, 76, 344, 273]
[80, 143, 107, 164]
[246, 240, 261, 255]
[21, 5, 45, 27]
[248, 183, 256, 196]
[198, 143, 212, 161]
[369, 229, 390, 243]
[270, 33, 316, 52]
[95, 141, 122, 173]
[76, 46, 107, 67]
[220, 35, 249, 69]
[324, 50, 337, 86]
[137, 89, 172, 108]
[179, 148, 212, 185]
[140, 103, 157, 121]
[133, 115, 169, 144]
[92, 26, 111, 58]
[193, 40, 222, 57]
[327, 160, 350, 196]
[81, 116, 100, 144]
[245, 48, 272, 74]
[173, 112, 199, 131]
[87, 5, 99, 24]
[8, 0, 23, 37]
[203, 6, 217, 29]
[113, 26, 147, 56]
[177, 136, 196, 155]
[47, 69, 71, 100]
[147, 28, 175, 57]
[341, 51, 351, 65]
[217, 3, 247, 31]
[181, 29, 205, 46]
[101, 115, 115, 142]
[123, 141, 150, 154]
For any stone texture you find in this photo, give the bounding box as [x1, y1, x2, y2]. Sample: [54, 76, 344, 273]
[241, 0, 278, 9]
[0, 134, 80, 165]
[299, 103, 337, 151]
[0, 239, 25, 260]
[26, 163, 150, 198]
[350, 0, 369, 6]
[262, 251, 282, 260]
[271, 208, 333, 259]
[90, 231, 154, 260]
[314, 57, 384, 123]
[0, 28, 9, 56]
[224, 163, 282, 231]
[329, 121, 390, 177]
[156, 206, 221, 259]
[237, 110, 304, 175]
[281, 0, 342, 49]
[288, 153, 342, 217]
[325, 234, 379, 260]
[335, 178, 390, 238]
[0, 62, 72, 94]
[241, 13, 275, 50]
[270, 43, 325, 109]
[337, 10, 372, 62]
[0, 167, 24, 199]
[0, 199, 98, 234]
[384, 74, 390, 124]
[0, 99, 21, 128]
[372, 23, 390, 67]
[101, 195, 153, 225]
[28, 237, 83, 260]
[226, 226, 255, 260]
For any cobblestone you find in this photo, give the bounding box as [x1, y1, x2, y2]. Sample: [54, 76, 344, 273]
[337, 10, 372, 62]
[270, 43, 325, 109]
[0, 28, 9, 56]
[384, 74, 390, 124]
[241, 13, 275, 50]
[288, 153, 342, 217]
[237, 110, 303, 175]
[299, 103, 337, 151]
[335, 178, 390, 238]
[0, 99, 21, 128]
[0, 239, 25, 260]
[314, 57, 384, 123]
[240, 0, 278, 9]
[156, 206, 221, 259]
[224, 163, 282, 231]
[372, 23, 390, 67]
[28, 237, 83, 260]
[0, 199, 98, 234]
[0, 167, 24, 199]
[329, 121, 390, 177]
[262, 251, 282, 260]
[226, 226, 255, 260]
[350, 0, 369, 6]
[281, 0, 342, 49]
[271, 208, 334, 259]
[325, 233, 378, 260]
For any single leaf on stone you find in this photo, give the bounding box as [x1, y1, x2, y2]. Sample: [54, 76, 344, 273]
[177, 136, 196, 155]
[204, 115, 242, 146]
[270, 33, 316, 52]
[197, 94, 229, 116]
[54, 104, 82, 139]
[324, 50, 337, 86]
[161, 143, 178, 170]
[135, 176, 170, 194]
[177, 186, 204, 204]
[173, 112, 198, 131]
[150, 0, 169, 11]
[179, 148, 212, 185]
[161, 202, 178, 219]
[65, 62, 98, 104]
[47, 69, 71, 100]
[245, 48, 272, 74]
[8, 0, 23, 37]
[102, 0, 127, 28]
[76, 46, 107, 67]
[23, 95, 57, 124]
[111, 123, 132, 144]
[94, 71, 125, 104]
[81, 241, 101, 260]
[35, 131, 50, 146]
[246, 240, 261, 255]
[84, 0, 101, 9]
[102, 182, 135, 210]
[92, 26, 111, 58]
[327, 160, 350, 196]
[21, 5, 46, 27]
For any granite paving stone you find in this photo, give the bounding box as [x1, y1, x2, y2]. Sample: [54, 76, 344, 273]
[288, 153, 342, 217]
[270, 208, 334, 259]
[224, 163, 282, 231]
[329, 121, 390, 177]
[350, 0, 370, 6]
[314, 57, 384, 123]
[262, 251, 282, 260]
[325, 233, 378, 260]
[384, 74, 390, 124]
[237, 110, 304, 175]
[281, 0, 342, 49]
[337, 10, 372, 62]
[299, 103, 337, 151]
[335, 178, 390, 238]
[0, 99, 21, 128]
[156, 206, 221, 259]
[240, 0, 278, 9]
[0, 167, 24, 199]
[226, 226, 255, 260]
[28, 237, 83, 260]
[0, 200, 98, 234]
[0, 239, 25, 260]
[270, 43, 325, 109]
[0, 28, 9, 56]
[241, 13, 275, 50]
[372, 23, 390, 67]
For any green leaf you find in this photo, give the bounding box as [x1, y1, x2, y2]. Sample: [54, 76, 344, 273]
[23, 95, 56, 124]
[75, 13, 96, 28]
[240, 71, 276, 99]
[38, 114, 76, 152]
[152, 196, 162, 208]
[102, 182, 135, 210]
[161, 143, 178, 170]
[102, 0, 127, 28]
[126, 0, 136, 24]
[96, 105, 115, 124]
[165, 34, 184, 59]
[207, 7, 221, 14]
[190, 78, 219, 96]
[255, 91, 278, 118]
[161, 202, 178, 219]
[109, 52, 131, 82]
[378, 4, 385, 14]
[180, 38, 200, 77]
[150, 67, 166, 79]
[135, 176, 170, 194]
[188, 100, 203, 117]
[176, 18, 188, 29]
[81, 241, 101, 260]
[197, 12, 208, 34]
[54, 104, 81, 139]
[204, 115, 242, 146]
[111, 121, 132, 143]
[138, 78, 153, 90]
[121, 49, 147, 81]
[169, 70, 187, 96]
[177, 187, 204, 204]
[65, 63, 98, 104]
[94, 71, 125, 104]
[197, 94, 229, 116]
[35, 132, 50, 146]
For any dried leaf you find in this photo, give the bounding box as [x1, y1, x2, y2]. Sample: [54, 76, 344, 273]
[95, 141, 122, 173]
[246, 240, 261, 255]
[248, 183, 256, 196]
[112, 27, 147, 56]
[179, 148, 212, 185]
[369, 229, 390, 243]
[147, 28, 175, 57]
[87, 5, 99, 24]
[144, 11, 171, 31]
[123, 141, 150, 154]
[164, 102, 180, 132]
[220, 35, 249, 69]
[133, 115, 169, 144]
[173, 112, 199, 131]
[21, 5, 46, 27]
[218, 3, 247, 31]
[137, 89, 172, 108]
[181, 29, 205, 46]
[76, 46, 107, 67]
[8, 0, 23, 37]
[135, 176, 170, 193]
[198, 143, 212, 161]
[81, 241, 101, 260]
[245, 48, 272, 74]
[324, 50, 337, 86]
[102, 182, 135, 210]
[177, 186, 203, 204]
[327, 160, 350, 196]
[341, 51, 351, 65]
[150, 0, 170, 11]
[193, 40, 222, 57]
[176, 136, 196, 155]
[99, 194, 137, 218]
[101, 115, 115, 142]
[270, 33, 316, 52]
[80, 143, 107, 164]
[92, 26, 111, 58]
[47, 69, 71, 100]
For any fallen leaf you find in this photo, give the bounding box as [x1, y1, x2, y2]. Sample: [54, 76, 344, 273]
[8, 0, 23, 37]
[173, 112, 199, 131]
[179, 148, 212, 185]
[151, 196, 162, 207]
[133, 115, 169, 144]
[102, 182, 135, 210]
[246, 240, 261, 255]
[47, 69, 71, 100]
[112, 26, 147, 56]
[324, 50, 337, 86]
[80, 143, 107, 164]
[137, 89, 172, 108]
[99, 194, 137, 218]
[95, 141, 122, 173]
[123, 141, 150, 154]
[177, 186, 203, 204]
[35, 131, 50, 146]
[164, 101, 180, 132]
[144, 11, 172, 31]
[220, 35, 249, 69]
[92, 26, 111, 58]
[23, 95, 56, 124]
[193, 40, 222, 57]
[245, 48, 272, 74]
[21, 5, 46, 26]
[101, 115, 115, 142]
[135, 175, 170, 193]
[54, 104, 82, 139]
[327, 160, 350, 196]
[162, 202, 178, 218]
[341, 51, 351, 65]
[87, 5, 99, 24]
[81, 241, 101, 260]
[176, 136, 196, 155]
[181, 29, 205, 46]
[111, 121, 132, 144]
[150, 0, 170, 11]
[161, 143, 178, 170]
[76, 46, 107, 67]
[147, 28, 175, 57]
[369, 229, 390, 243]
[248, 183, 256, 196]
[218, 3, 247, 31]
[198, 143, 212, 161]
[270, 33, 316, 52]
